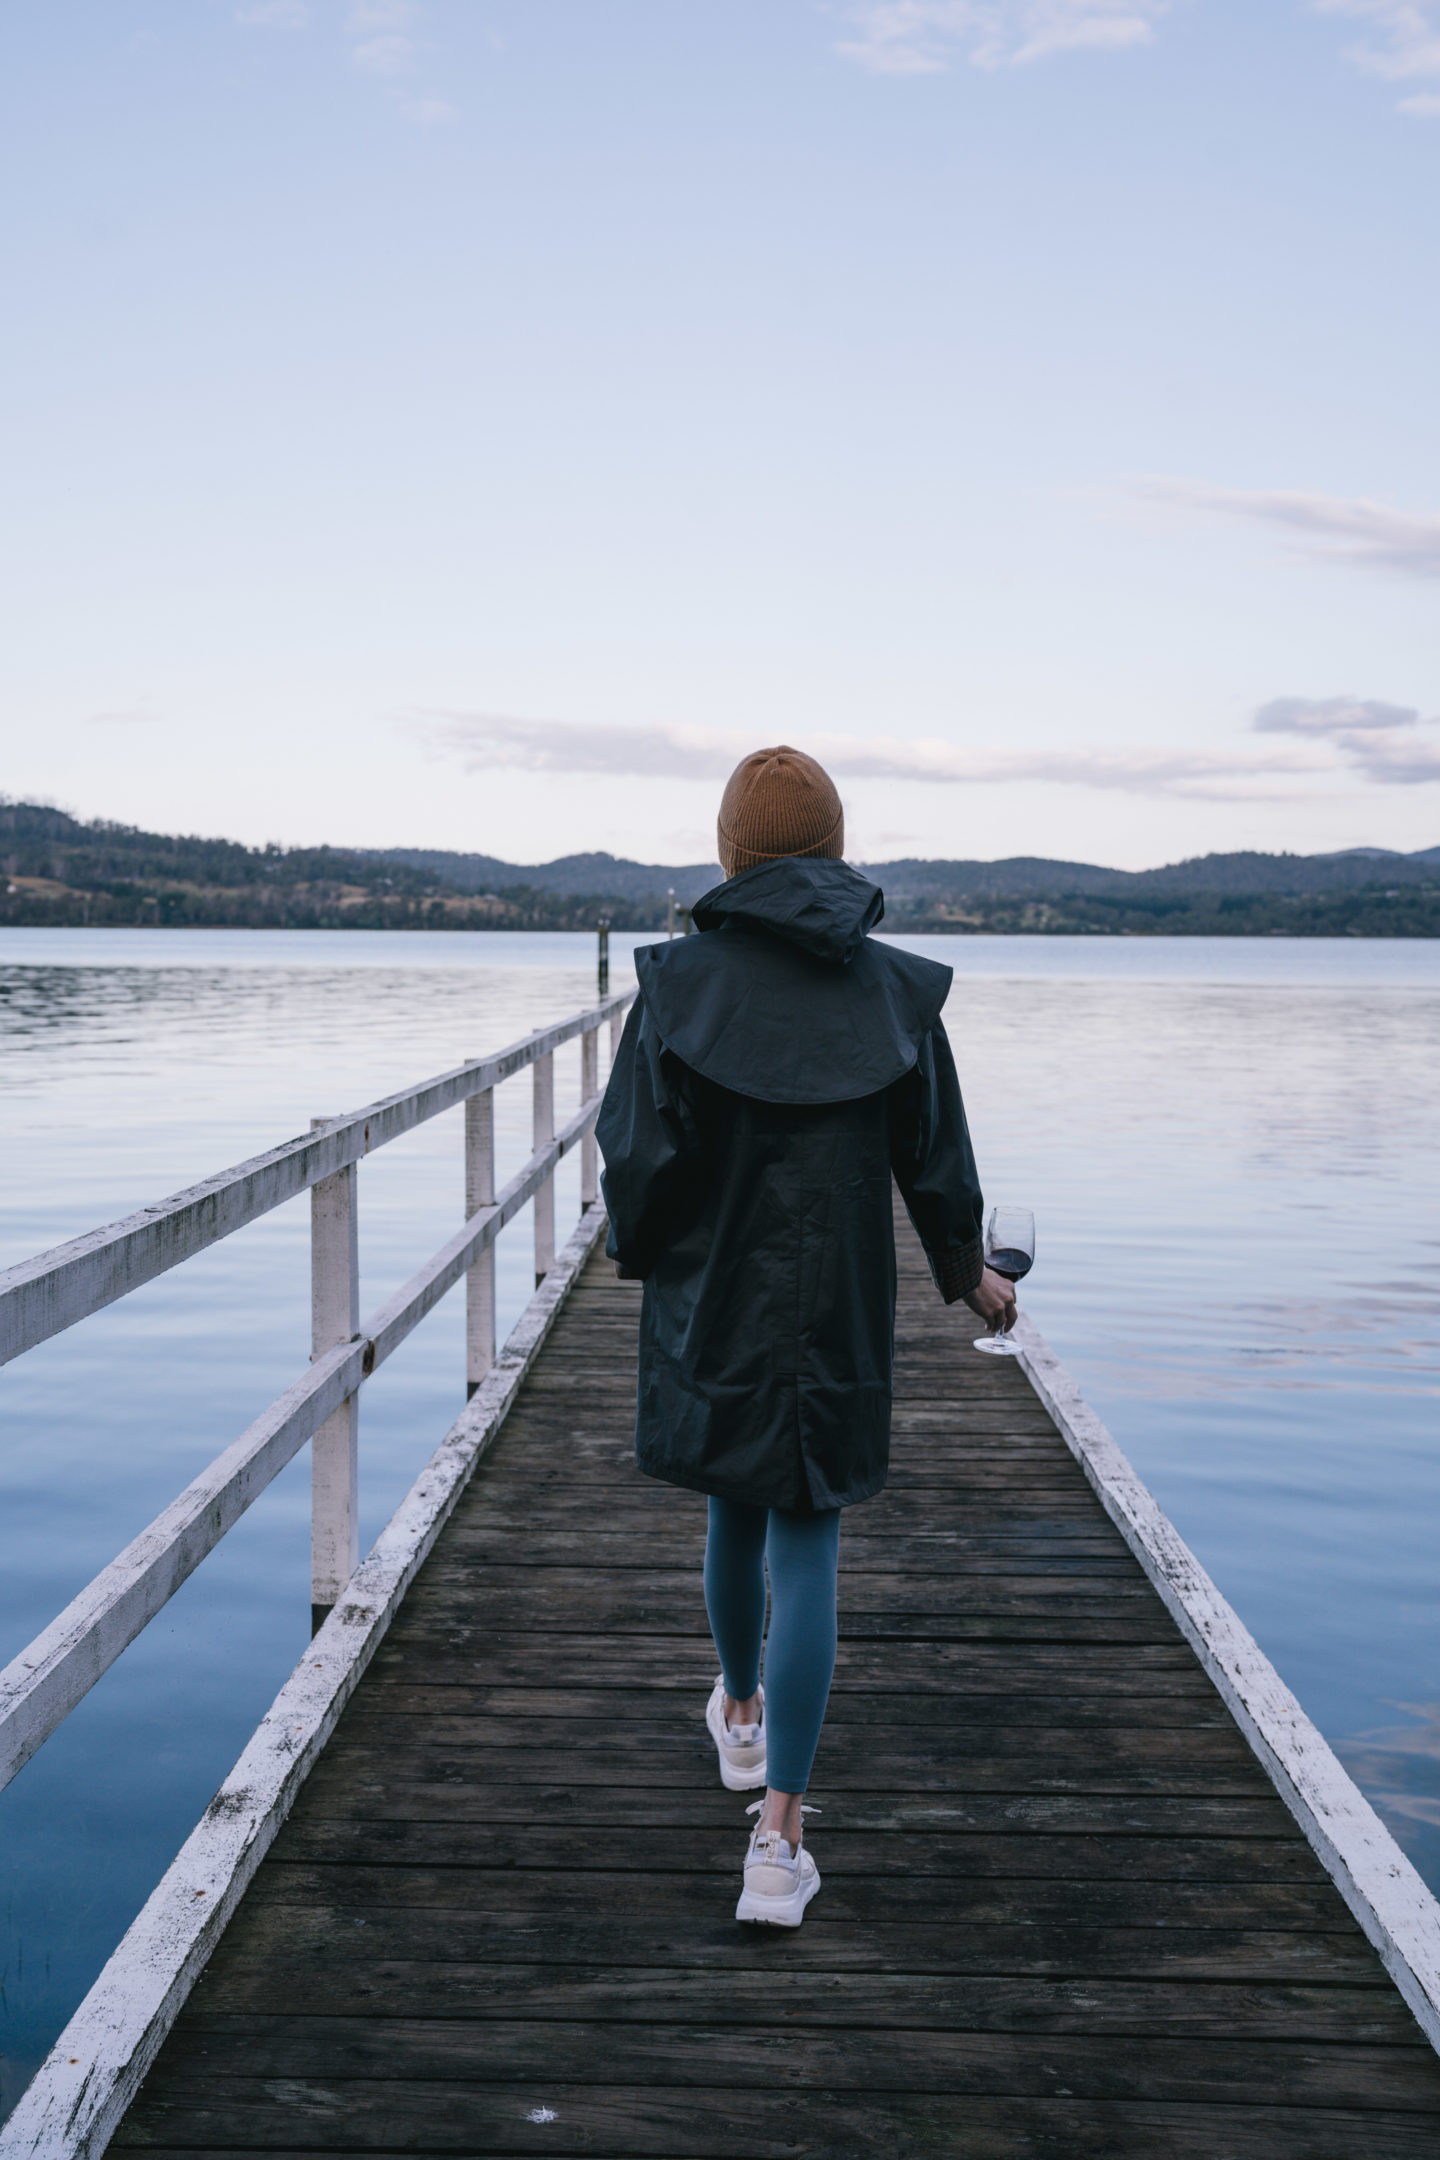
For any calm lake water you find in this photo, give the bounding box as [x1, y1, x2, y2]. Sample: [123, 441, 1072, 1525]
[2, 927, 1438, 2113]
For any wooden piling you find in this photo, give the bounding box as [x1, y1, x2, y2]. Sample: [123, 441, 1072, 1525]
[308, 1123, 359, 1632]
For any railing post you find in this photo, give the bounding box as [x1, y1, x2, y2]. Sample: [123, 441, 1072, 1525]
[533, 1049, 555, 1285]
[465, 1080, 495, 1400]
[310, 1121, 359, 1634]
[610, 1003, 626, 1066]
[581, 1026, 600, 1206]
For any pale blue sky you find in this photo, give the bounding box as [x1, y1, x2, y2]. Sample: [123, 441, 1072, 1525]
[2, 1, 1437, 867]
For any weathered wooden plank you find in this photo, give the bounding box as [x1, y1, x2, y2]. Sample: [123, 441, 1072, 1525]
[399, 1590, 1181, 1643]
[345, 1681, 1238, 1727]
[287, 1779, 1308, 1835]
[271, 1816, 1328, 1881]
[398, 1607, 1181, 1646]
[435, 1521, 1141, 1561]
[485, 1433, 1083, 1469]
[440, 1481, 1112, 1516]
[106, 2097, 1440, 2160]
[466, 1456, 1109, 1494]
[367, 1634, 1214, 1694]
[440, 1489, 1123, 1529]
[332, 1706, 1243, 1754]
[420, 1553, 1142, 1592]
[237, 1863, 1358, 1934]
[324, 1705, 1262, 1757]
[258, 1816, 1334, 1881]
[200, 1901, 1383, 1983]
[325, 1713, 1267, 1773]
[423, 1548, 1152, 1587]
[311, 1746, 1272, 1800]
[482, 1473, 1098, 1503]
[179, 1967, 1419, 2040]
[111, 2016, 1440, 2109]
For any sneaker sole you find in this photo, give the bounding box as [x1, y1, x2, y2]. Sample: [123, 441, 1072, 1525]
[716, 1749, 767, 1792]
[705, 1699, 767, 1791]
[735, 1866, 821, 1928]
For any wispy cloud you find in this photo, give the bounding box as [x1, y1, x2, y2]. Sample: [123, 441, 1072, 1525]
[351, 36, 413, 75]
[1138, 478, 1440, 581]
[238, 0, 448, 118]
[411, 710, 1389, 805]
[399, 95, 456, 125]
[836, 0, 1167, 74]
[1315, 1, 1440, 117]
[1255, 696, 1440, 783]
[235, 1, 308, 25]
[348, 0, 417, 75]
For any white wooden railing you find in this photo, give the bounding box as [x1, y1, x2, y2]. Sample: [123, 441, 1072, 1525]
[0, 989, 634, 1796]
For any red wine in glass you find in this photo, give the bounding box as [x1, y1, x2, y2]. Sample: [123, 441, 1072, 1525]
[974, 1206, 1035, 1358]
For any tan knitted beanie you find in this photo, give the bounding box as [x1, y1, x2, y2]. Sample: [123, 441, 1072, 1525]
[716, 746, 845, 878]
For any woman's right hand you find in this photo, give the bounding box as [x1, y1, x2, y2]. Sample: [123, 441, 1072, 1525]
[963, 1267, 1018, 1336]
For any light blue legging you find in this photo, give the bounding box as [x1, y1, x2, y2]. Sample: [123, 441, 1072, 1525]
[704, 1497, 841, 1796]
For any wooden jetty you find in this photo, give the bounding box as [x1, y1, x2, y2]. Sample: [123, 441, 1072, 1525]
[4, 987, 1440, 2156]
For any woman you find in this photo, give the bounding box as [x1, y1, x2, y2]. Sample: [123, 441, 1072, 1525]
[597, 747, 1014, 1926]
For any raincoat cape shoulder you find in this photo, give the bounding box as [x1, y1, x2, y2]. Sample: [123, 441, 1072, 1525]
[634, 857, 952, 1103]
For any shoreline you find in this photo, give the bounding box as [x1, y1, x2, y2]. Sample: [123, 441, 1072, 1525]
[1, 917, 1437, 941]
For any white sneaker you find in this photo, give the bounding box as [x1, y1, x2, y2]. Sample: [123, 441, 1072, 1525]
[705, 1675, 767, 1791]
[735, 1803, 822, 1928]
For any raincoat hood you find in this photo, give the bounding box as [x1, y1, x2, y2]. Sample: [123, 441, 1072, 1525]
[635, 856, 953, 1105]
[691, 856, 884, 963]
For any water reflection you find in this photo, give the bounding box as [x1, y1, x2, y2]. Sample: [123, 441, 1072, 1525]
[1339, 1706, 1440, 1841]
[0, 930, 1438, 2113]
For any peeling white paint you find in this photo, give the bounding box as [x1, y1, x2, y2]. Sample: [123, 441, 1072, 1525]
[1012, 1310, 1440, 2054]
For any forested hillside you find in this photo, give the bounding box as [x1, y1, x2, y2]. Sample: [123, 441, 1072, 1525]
[2, 800, 1436, 935]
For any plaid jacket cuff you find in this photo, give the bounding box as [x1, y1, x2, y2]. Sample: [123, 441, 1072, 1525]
[927, 1234, 985, 1306]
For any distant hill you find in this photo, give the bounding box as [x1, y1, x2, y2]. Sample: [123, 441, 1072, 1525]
[1, 800, 1437, 935]
[871, 846, 1440, 901]
[359, 846, 723, 905]
[0, 804, 717, 932]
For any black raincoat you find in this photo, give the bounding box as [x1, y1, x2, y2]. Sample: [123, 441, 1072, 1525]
[597, 857, 986, 1513]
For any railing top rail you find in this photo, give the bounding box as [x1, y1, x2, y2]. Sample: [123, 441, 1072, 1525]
[0, 1085, 606, 1793]
[0, 987, 635, 1370]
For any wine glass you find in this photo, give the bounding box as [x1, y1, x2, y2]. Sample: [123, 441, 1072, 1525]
[973, 1206, 1035, 1357]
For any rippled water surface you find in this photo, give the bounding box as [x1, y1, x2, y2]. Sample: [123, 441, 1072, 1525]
[1, 927, 1438, 2113]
